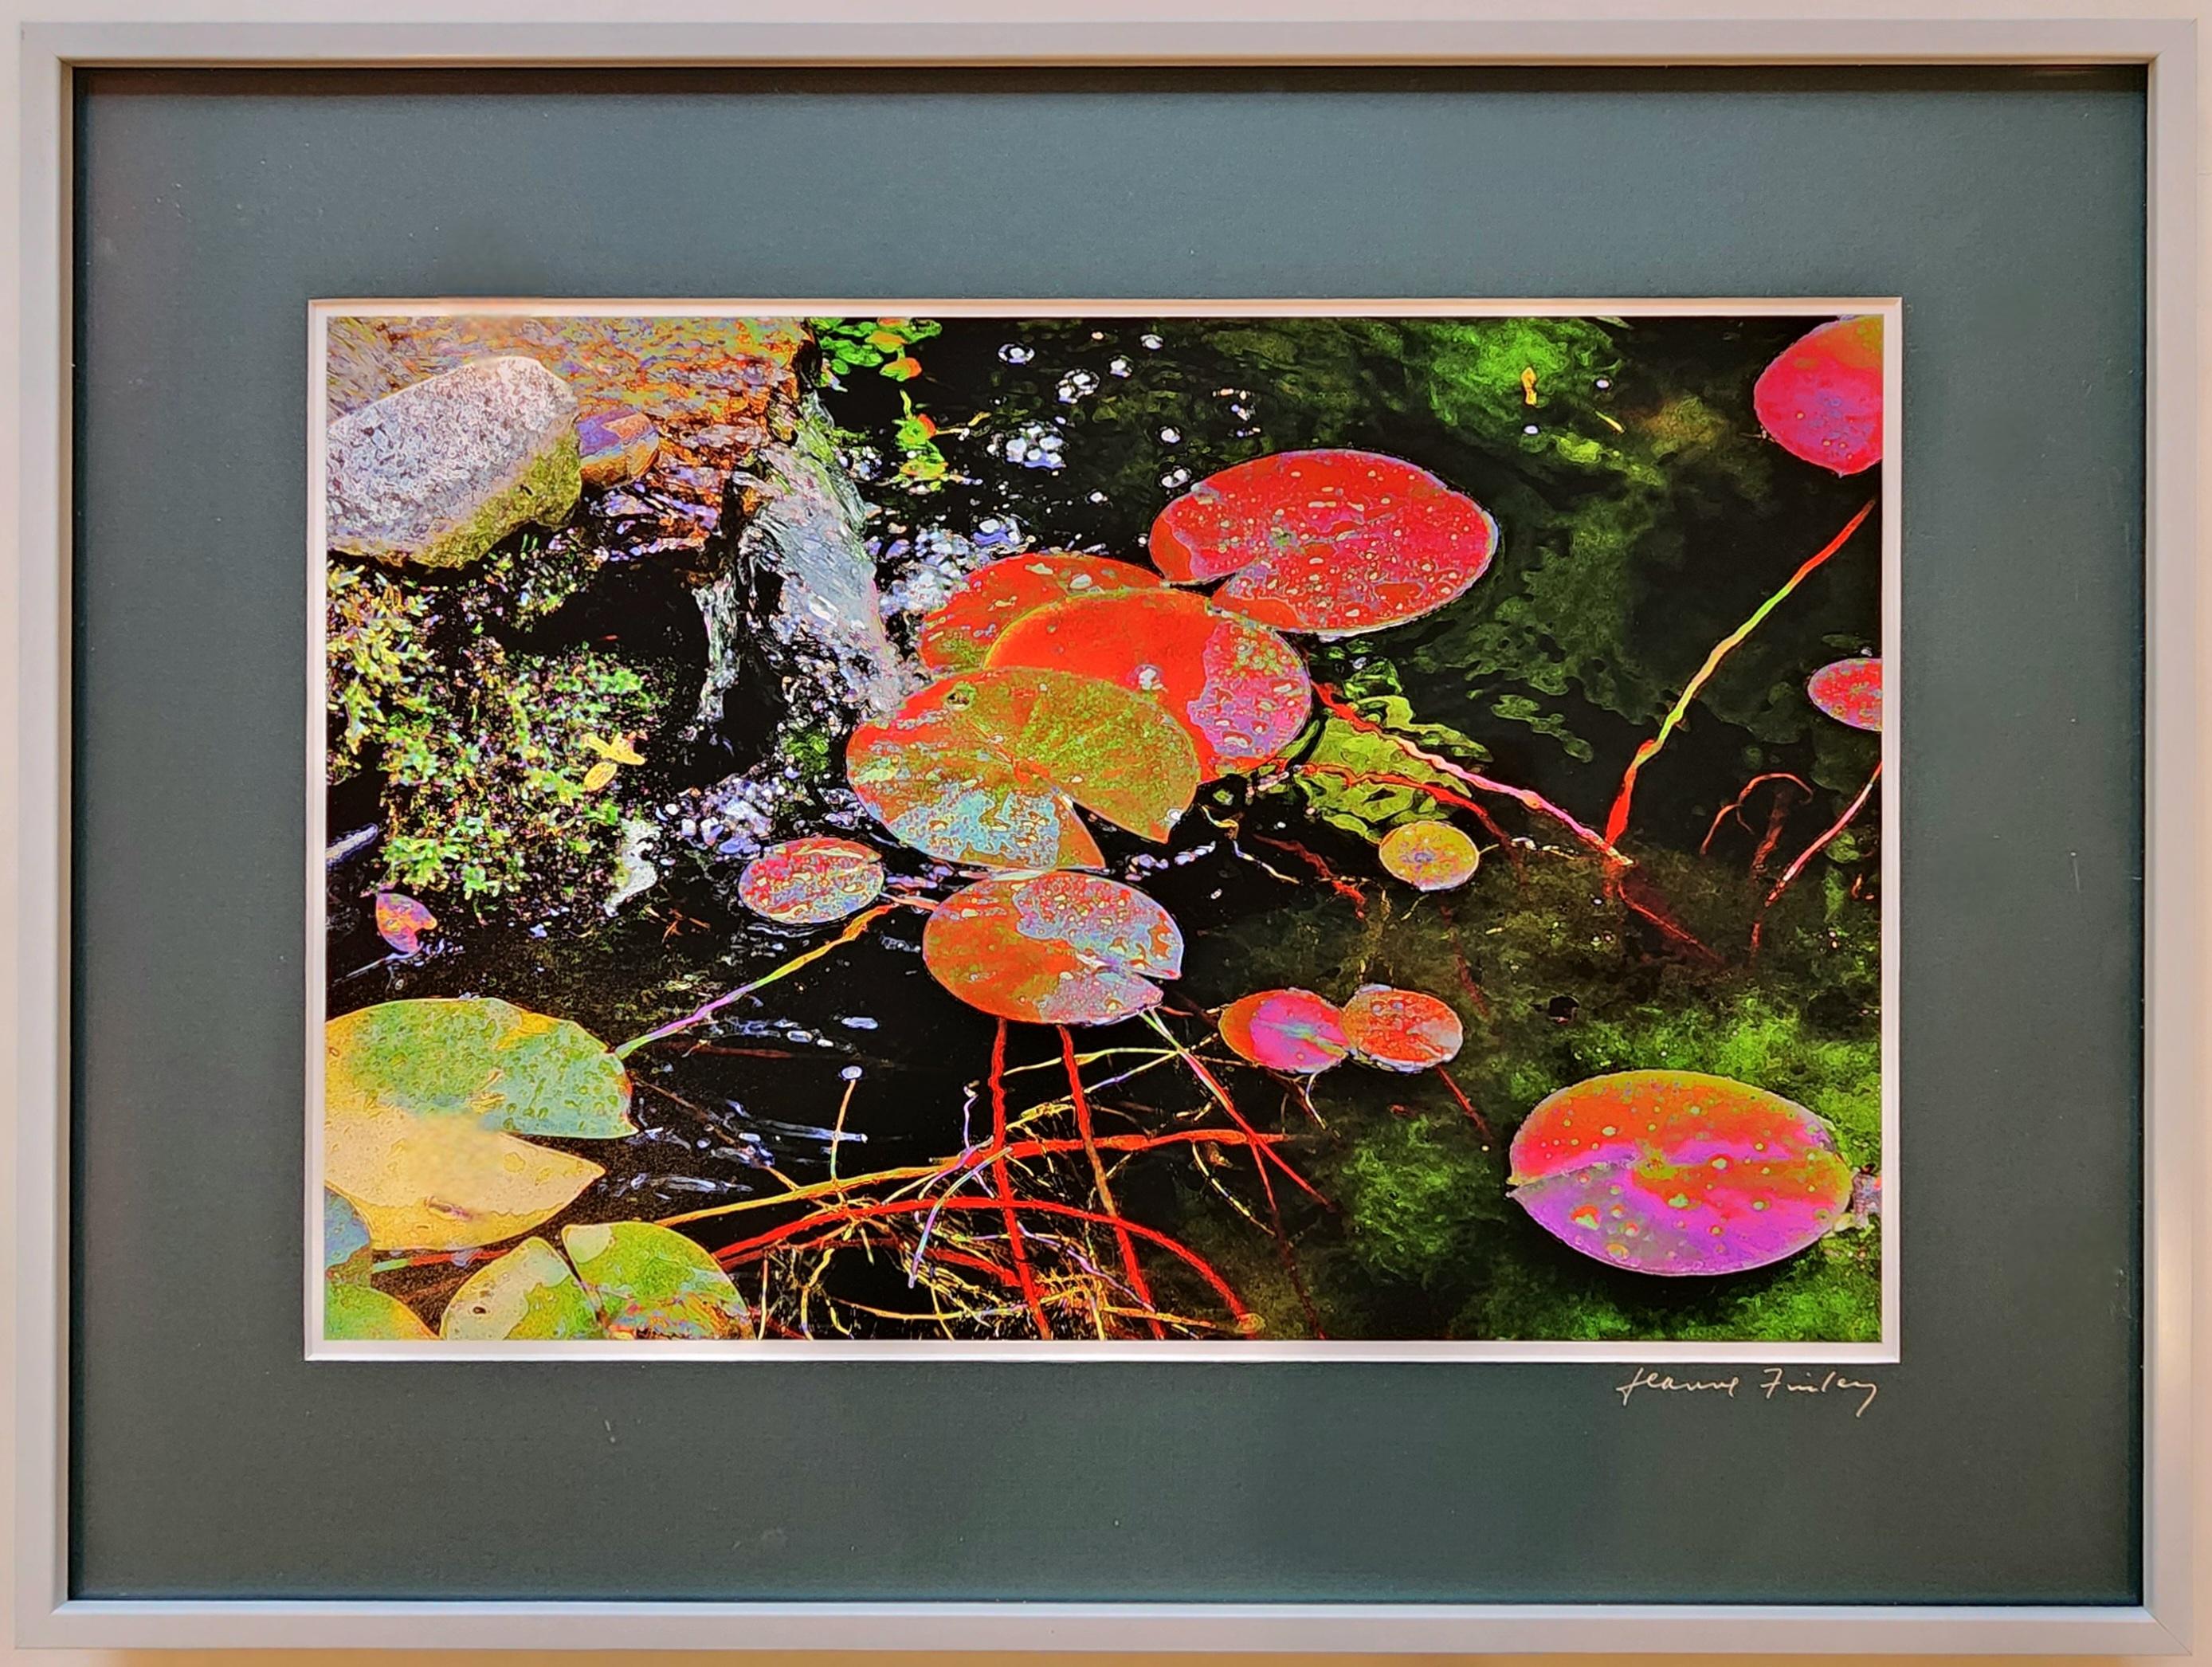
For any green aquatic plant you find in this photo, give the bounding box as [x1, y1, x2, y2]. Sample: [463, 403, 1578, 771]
[326, 563, 438, 777]
[375, 638, 661, 908]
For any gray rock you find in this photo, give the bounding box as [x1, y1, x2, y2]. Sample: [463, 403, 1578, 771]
[327, 356, 582, 569]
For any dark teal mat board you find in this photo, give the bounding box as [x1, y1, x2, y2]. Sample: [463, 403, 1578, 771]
[71, 66, 2144, 1602]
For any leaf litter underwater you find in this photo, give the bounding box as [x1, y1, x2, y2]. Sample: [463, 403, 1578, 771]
[326, 312, 1884, 1343]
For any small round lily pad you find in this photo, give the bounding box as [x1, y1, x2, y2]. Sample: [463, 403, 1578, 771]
[1379, 821, 1480, 891]
[1341, 985, 1464, 1072]
[738, 837, 886, 925]
[1219, 988, 1350, 1074]
[1808, 656, 1882, 732]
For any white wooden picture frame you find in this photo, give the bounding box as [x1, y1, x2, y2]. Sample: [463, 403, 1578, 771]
[5, 6, 2198, 1654]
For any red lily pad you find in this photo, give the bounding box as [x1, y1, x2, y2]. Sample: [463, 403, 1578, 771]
[1807, 656, 1881, 732]
[1219, 988, 1349, 1074]
[917, 553, 1163, 672]
[1753, 316, 1884, 476]
[1149, 449, 1498, 637]
[1508, 1069, 1855, 1276]
[738, 837, 886, 924]
[374, 891, 436, 955]
[1341, 985, 1463, 1071]
[986, 587, 1312, 776]
[846, 667, 1200, 869]
[1378, 821, 1480, 891]
[922, 871, 1184, 1026]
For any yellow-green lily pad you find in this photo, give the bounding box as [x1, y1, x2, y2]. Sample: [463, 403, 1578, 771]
[440, 1236, 606, 1340]
[561, 1221, 752, 1339]
[324, 1279, 433, 1340]
[325, 997, 634, 1139]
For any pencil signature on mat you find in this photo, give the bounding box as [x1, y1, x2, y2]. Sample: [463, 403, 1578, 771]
[1614, 1366, 1879, 1417]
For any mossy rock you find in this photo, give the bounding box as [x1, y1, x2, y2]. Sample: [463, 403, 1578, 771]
[327, 356, 583, 570]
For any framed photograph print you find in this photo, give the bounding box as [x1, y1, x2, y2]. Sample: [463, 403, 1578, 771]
[9, 6, 2199, 1654]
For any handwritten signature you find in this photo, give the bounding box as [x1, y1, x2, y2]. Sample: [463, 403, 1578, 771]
[1614, 1366, 1879, 1417]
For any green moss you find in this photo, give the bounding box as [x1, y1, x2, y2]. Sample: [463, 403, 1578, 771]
[1464, 1230, 1880, 1343]
[1288, 658, 1495, 838]
[1413, 316, 1624, 456]
[1559, 991, 1880, 1164]
[1333, 1111, 1503, 1288]
[415, 432, 582, 571]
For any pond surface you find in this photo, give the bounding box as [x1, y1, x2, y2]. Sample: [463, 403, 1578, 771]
[328, 312, 1883, 1343]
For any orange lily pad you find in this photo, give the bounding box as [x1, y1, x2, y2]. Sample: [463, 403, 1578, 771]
[1149, 449, 1498, 637]
[1219, 988, 1349, 1074]
[1341, 985, 1463, 1072]
[1753, 316, 1884, 476]
[917, 553, 1163, 672]
[847, 668, 1200, 869]
[1508, 1069, 1856, 1275]
[1807, 656, 1881, 732]
[1378, 821, 1480, 891]
[922, 871, 1184, 1026]
[986, 587, 1312, 776]
[738, 837, 886, 924]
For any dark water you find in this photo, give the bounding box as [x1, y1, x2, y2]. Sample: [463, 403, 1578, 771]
[331, 312, 1883, 1342]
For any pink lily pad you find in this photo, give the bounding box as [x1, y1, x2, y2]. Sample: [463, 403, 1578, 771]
[1807, 656, 1881, 732]
[1219, 988, 1350, 1074]
[916, 553, 1163, 673]
[1508, 1069, 1856, 1276]
[1753, 316, 1884, 476]
[737, 837, 886, 925]
[1340, 985, 1463, 1072]
[374, 892, 436, 955]
[845, 667, 1200, 869]
[986, 587, 1312, 776]
[1149, 449, 1498, 637]
[1378, 821, 1480, 891]
[922, 871, 1184, 1026]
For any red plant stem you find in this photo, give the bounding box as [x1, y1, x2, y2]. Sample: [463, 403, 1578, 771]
[1435, 900, 1495, 1018]
[612, 904, 895, 1057]
[631, 1128, 1294, 1246]
[1751, 761, 1881, 953]
[1605, 500, 1874, 849]
[1249, 833, 1368, 916]
[1061, 1026, 1163, 1338]
[711, 1197, 1252, 1324]
[1310, 688, 1615, 857]
[1749, 789, 1796, 877]
[1145, 1013, 1326, 1206]
[1700, 771, 1812, 855]
[988, 1020, 1050, 1337]
[773, 1228, 1020, 1289]
[1433, 1065, 1493, 1143]
[1613, 868, 1722, 963]
[1002, 1129, 1284, 1163]
[1149, 1016, 1325, 1336]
